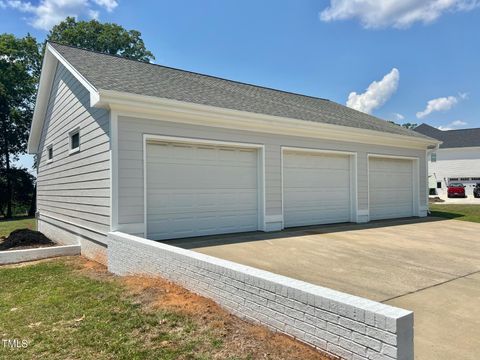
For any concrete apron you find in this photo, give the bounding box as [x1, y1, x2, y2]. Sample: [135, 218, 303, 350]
[166, 218, 480, 360]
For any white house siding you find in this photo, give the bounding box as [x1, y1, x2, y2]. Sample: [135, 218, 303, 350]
[116, 115, 427, 236]
[429, 147, 480, 197]
[36, 63, 110, 262]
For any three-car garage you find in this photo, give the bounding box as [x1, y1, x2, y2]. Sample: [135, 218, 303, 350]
[144, 136, 420, 241]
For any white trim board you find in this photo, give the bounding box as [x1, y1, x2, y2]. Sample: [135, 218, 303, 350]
[105, 97, 437, 150]
[142, 134, 266, 238]
[110, 111, 119, 231]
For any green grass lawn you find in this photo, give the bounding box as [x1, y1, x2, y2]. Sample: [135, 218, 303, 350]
[0, 260, 229, 360]
[0, 258, 327, 360]
[0, 217, 36, 238]
[430, 204, 480, 223]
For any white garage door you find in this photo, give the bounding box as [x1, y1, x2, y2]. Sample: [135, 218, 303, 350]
[283, 150, 352, 227]
[146, 141, 259, 240]
[369, 157, 414, 220]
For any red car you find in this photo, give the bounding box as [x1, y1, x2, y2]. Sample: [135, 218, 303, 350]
[447, 182, 466, 198]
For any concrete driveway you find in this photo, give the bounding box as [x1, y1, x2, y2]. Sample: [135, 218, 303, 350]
[167, 218, 480, 360]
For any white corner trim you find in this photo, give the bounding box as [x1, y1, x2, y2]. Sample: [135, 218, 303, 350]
[110, 111, 119, 231]
[142, 134, 266, 238]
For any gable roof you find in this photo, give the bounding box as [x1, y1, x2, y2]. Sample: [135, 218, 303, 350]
[414, 123, 480, 149]
[28, 42, 438, 153]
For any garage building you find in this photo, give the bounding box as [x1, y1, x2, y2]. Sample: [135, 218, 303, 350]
[28, 42, 440, 262]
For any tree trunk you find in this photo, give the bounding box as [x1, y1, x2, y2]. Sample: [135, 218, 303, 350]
[28, 184, 36, 217]
[5, 145, 12, 219]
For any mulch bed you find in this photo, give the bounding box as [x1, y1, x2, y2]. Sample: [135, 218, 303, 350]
[0, 229, 55, 251]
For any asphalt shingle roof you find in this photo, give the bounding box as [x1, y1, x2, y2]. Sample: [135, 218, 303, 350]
[414, 123, 480, 148]
[50, 42, 433, 140]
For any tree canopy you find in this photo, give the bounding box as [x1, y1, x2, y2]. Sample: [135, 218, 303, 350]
[389, 121, 418, 130]
[0, 33, 41, 217]
[0, 167, 35, 217]
[47, 17, 155, 62]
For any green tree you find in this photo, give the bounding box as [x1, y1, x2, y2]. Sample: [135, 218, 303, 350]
[0, 34, 41, 218]
[0, 167, 36, 217]
[401, 122, 418, 129]
[388, 121, 418, 130]
[47, 17, 154, 62]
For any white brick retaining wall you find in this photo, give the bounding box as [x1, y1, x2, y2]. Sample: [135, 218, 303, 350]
[108, 232, 413, 360]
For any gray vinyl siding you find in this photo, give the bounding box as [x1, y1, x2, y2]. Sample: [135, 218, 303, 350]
[36, 63, 110, 244]
[117, 115, 426, 227]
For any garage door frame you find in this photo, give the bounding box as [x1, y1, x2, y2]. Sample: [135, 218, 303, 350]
[281, 146, 358, 228]
[143, 134, 265, 238]
[367, 154, 420, 220]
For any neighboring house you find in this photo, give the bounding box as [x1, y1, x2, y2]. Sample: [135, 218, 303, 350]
[414, 123, 480, 197]
[28, 42, 439, 263]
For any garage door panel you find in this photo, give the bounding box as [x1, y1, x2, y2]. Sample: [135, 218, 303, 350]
[369, 157, 414, 220]
[283, 151, 352, 227]
[147, 189, 259, 209]
[148, 212, 258, 239]
[147, 142, 259, 240]
[284, 171, 350, 188]
[148, 164, 257, 189]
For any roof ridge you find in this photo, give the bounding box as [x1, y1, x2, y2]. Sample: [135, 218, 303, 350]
[48, 41, 332, 103]
[441, 127, 480, 132]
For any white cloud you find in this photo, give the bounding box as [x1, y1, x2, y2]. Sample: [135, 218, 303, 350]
[416, 94, 465, 118]
[320, 0, 480, 29]
[3, 0, 118, 30]
[438, 120, 467, 130]
[392, 112, 405, 121]
[92, 0, 117, 12]
[0, 1, 6, 9]
[346, 68, 399, 114]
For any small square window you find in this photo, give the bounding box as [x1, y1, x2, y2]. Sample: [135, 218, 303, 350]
[47, 145, 53, 162]
[431, 152, 437, 162]
[437, 182, 442, 189]
[69, 129, 80, 154]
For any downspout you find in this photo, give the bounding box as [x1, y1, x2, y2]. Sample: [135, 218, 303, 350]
[426, 144, 441, 214]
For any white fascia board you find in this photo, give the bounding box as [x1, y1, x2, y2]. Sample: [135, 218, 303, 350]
[27, 43, 99, 154]
[27, 50, 57, 154]
[97, 89, 441, 150]
[47, 43, 98, 98]
[437, 146, 480, 152]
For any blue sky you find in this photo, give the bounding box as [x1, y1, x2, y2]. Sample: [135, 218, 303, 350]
[1, 0, 479, 171]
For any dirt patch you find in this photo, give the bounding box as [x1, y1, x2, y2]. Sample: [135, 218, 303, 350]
[74, 257, 336, 360]
[429, 197, 445, 203]
[0, 228, 55, 251]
